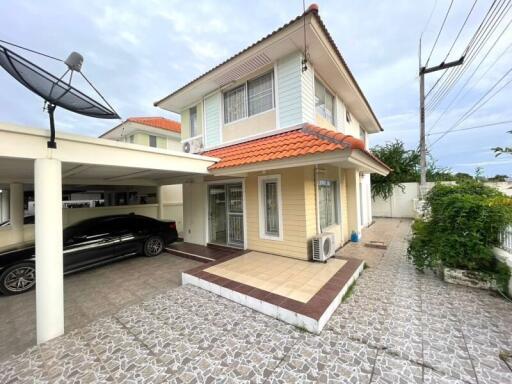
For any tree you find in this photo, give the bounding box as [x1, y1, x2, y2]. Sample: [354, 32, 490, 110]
[492, 130, 512, 157]
[488, 174, 508, 182]
[454, 172, 473, 181]
[370, 140, 420, 199]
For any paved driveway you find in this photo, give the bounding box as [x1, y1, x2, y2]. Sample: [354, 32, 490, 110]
[0, 252, 200, 362]
[1, 219, 511, 383]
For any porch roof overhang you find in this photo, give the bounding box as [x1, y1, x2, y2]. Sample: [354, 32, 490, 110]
[202, 124, 391, 177]
[0, 122, 218, 186]
[208, 149, 390, 177]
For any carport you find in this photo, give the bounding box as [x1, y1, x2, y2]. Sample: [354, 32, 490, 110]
[0, 122, 217, 344]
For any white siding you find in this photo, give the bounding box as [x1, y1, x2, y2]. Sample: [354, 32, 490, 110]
[277, 52, 303, 128]
[301, 63, 315, 123]
[204, 92, 221, 148]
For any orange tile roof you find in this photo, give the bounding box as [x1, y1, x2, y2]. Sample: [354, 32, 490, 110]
[127, 117, 181, 133]
[203, 124, 390, 171]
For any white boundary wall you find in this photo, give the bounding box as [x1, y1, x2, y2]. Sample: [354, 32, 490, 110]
[373, 181, 511, 219]
[0, 202, 183, 248]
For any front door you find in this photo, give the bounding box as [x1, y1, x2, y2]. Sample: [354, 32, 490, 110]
[208, 183, 244, 248]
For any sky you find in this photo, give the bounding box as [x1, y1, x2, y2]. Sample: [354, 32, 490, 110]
[0, 0, 510, 177]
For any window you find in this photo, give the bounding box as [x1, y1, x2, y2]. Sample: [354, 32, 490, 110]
[318, 180, 338, 230]
[359, 127, 366, 145]
[223, 71, 274, 124]
[315, 77, 335, 125]
[248, 72, 273, 116]
[190, 106, 198, 137]
[258, 175, 282, 240]
[128, 135, 134, 143]
[224, 84, 246, 123]
[346, 110, 352, 123]
[149, 135, 157, 148]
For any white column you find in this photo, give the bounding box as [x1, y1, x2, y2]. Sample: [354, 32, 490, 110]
[34, 158, 64, 344]
[10, 183, 24, 243]
[157, 185, 164, 219]
[0, 189, 9, 222]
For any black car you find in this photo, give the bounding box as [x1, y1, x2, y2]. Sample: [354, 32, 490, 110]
[0, 214, 178, 295]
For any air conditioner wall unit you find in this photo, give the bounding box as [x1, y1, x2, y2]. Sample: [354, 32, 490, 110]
[311, 232, 336, 262]
[182, 136, 204, 154]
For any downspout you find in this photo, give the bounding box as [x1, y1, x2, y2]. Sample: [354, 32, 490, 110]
[314, 165, 321, 234]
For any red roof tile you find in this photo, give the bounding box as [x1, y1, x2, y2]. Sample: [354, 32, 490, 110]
[203, 124, 390, 171]
[127, 117, 181, 133]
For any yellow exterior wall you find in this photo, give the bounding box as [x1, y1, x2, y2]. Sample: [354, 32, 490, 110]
[133, 133, 148, 146]
[305, 165, 344, 249]
[132, 133, 166, 149]
[156, 136, 167, 149]
[340, 169, 349, 243]
[223, 110, 276, 143]
[315, 113, 337, 132]
[245, 167, 309, 260]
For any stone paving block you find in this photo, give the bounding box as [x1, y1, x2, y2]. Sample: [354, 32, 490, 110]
[370, 350, 423, 384]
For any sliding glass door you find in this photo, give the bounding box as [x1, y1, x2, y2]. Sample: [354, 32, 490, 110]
[208, 183, 244, 248]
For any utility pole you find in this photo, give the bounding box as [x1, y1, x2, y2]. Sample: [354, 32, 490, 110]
[419, 55, 464, 197]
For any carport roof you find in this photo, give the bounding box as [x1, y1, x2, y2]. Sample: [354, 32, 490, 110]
[0, 122, 218, 186]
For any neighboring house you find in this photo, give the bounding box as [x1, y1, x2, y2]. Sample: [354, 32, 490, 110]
[154, 5, 390, 259]
[99, 117, 184, 233]
[100, 116, 182, 151]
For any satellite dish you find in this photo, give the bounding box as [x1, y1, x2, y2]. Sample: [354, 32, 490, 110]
[0, 40, 120, 148]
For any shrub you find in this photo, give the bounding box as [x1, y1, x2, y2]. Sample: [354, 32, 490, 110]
[408, 181, 512, 291]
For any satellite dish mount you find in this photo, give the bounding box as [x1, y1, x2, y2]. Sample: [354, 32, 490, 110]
[0, 41, 120, 149]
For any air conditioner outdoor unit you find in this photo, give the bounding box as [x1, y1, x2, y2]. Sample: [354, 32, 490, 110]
[182, 136, 203, 154]
[311, 232, 336, 262]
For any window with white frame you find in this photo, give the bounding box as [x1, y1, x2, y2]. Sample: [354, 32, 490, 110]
[223, 71, 274, 124]
[318, 180, 338, 230]
[258, 175, 282, 240]
[190, 106, 198, 137]
[315, 77, 335, 125]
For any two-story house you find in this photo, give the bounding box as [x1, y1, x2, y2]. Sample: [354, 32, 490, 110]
[100, 116, 184, 232]
[155, 4, 390, 260]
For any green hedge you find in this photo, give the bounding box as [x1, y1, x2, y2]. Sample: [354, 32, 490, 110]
[408, 182, 512, 291]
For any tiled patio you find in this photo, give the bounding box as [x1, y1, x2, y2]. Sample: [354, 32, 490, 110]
[1, 218, 511, 383]
[183, 251, 364, 333]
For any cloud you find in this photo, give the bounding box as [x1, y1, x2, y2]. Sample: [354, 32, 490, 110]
[0, 0, 510, 176]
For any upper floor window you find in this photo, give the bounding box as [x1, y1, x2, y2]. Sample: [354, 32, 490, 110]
[346, 110, 352, 123]
[128, 135, 134, 143]
[315, 77, 335, 125]
[223, 71, 274, 124]
[190, 106, 198, 137]
[359, 127, 366, 144]
[149, 135, 157, 148]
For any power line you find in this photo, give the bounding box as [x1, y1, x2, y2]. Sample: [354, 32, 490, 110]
[425, 0, 509, 110]
[430, 66, 512, 147]
[427, 119, 512, 136]
[424, 0, 454, 68]
[444, 0, 479, 62]
[420, 0, 439, 40]
[426, 0, 510, 111]
[428, 21, 512, 134]
[425, 0, 479, 98]
[427, 0, 511, 111]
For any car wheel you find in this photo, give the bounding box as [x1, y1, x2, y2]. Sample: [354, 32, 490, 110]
[144, 236, 164, 257]
[0, 262, 36, 295]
